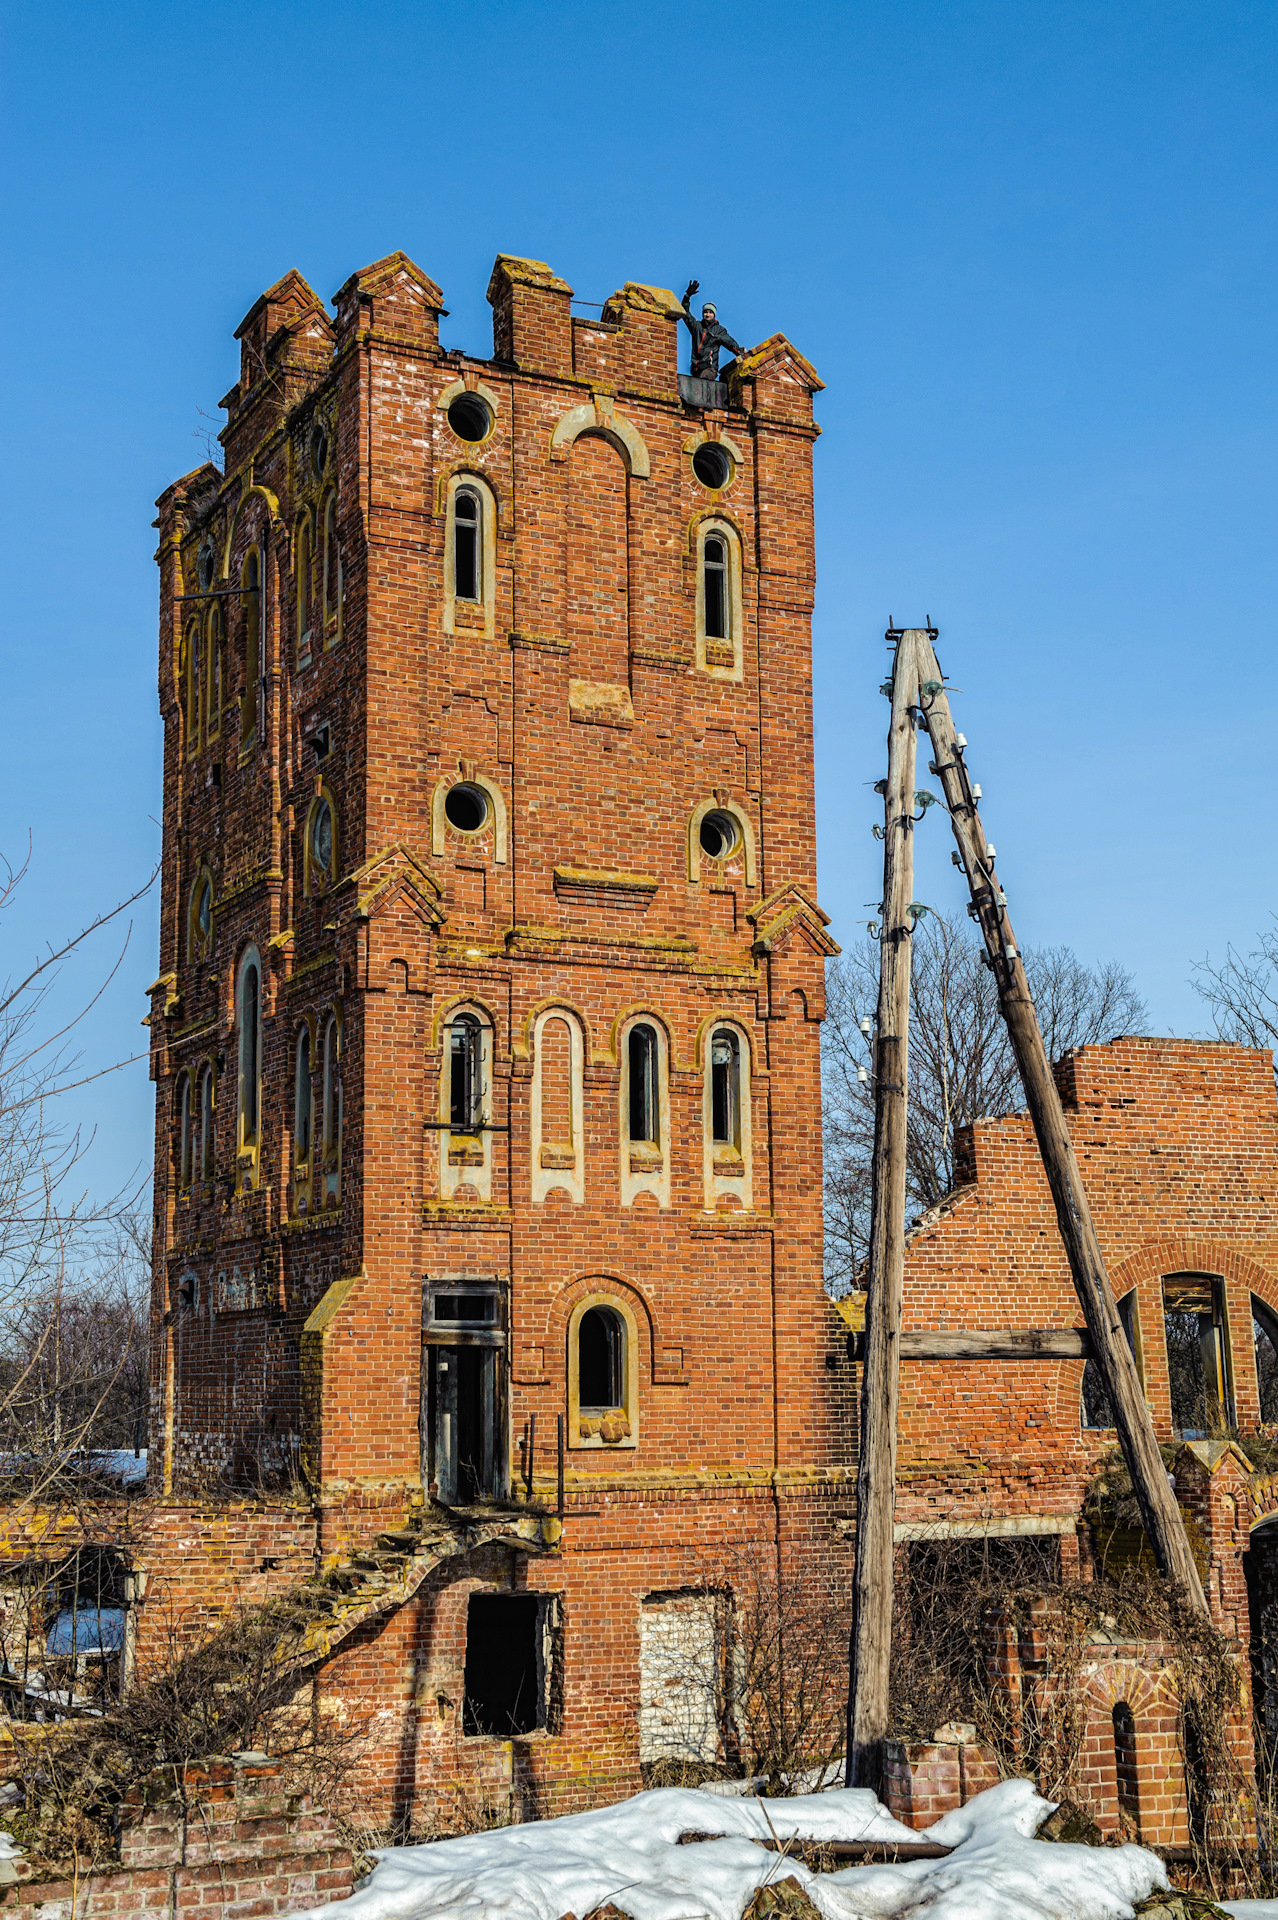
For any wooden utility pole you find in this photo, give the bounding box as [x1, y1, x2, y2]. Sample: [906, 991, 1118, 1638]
[914, 631, 1207, 1614]
[846, 628, 922, 1790]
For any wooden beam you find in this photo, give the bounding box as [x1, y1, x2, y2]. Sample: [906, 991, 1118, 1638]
[849, 1328, 1092, 1360]
[846, 628, 921, 1793]
[915, 632, 1208, 1614]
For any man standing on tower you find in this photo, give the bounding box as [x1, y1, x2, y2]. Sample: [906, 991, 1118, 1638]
[680, 280, 743, 380]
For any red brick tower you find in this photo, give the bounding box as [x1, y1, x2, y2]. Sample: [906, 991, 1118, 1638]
[150, 254, 850, 1814]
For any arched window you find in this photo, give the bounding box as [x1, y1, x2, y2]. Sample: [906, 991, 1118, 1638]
[568, 1292, 638, 1448]
[236, 951, 261, 1187]
[240, 550, 260, 748]
[322, 495, 341, 643]
[1255, 1296, 1278, 1424]
[1163, 1273, 1232, 1438]
[1113, 1701, 1139, 1829]
[703, 534, 728, 641]
[628, 1023, 658, 1145]
[450, 1013, 483, 1132]
[579, 1305, 624, 1411]
[295, 1029, 312, 1164]
[306, 793, 337, 896]
[189, 871, 213, 963]
[198, 1065, 215, 1181]
[184, 621, 202, 753]
[320, 1014, 341, 1207]
[177, 1075, 192, 1191]
[1081, 1291, 1139, 1429]
[454, 487, 481, 602]
[710, 1029, 740, 1148]
[295, 517, 312, 660]
[206, 606, 222, 738]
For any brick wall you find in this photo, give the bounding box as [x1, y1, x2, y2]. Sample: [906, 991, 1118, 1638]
[0, 1758, 352, 1917]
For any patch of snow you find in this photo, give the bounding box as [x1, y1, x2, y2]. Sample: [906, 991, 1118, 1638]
[300, 1778, 1171, 1920]
[1223, 1906, 1278, 1918]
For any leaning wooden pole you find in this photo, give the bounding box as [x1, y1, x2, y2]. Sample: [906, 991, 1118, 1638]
[846, 628, 922, 1790]
[914, 631, 1208, 1614]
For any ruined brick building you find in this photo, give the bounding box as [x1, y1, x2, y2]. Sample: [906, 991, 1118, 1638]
[146, 252, 851, 1819]
[133, 248, 1278, 1845]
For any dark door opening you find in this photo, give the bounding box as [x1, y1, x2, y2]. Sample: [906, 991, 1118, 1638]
[463, 1593, 545, 1736]
[427, 1345, 499, 1505]
[1163, 1274, 1232, 1437]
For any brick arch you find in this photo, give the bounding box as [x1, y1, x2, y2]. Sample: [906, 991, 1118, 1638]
[1108, 1237, 1278, 1436]
[548, 399, 650, 477]
[514, 994, 595, 1065]
[221, 482, 280, 577]
[539, 1270, 663, 1382]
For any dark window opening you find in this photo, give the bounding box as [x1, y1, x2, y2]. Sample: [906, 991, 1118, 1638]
[1255, 1297, 1278, 1424]
[241, 552, 260, 745]
[311, 427, 329, 477]
[699, 810, 739, 860]
[295, 1032, 312, 1162]
[177, 1077, 192, 1190]
[240, 963, 260, 1141]
[463, 1593, 547, 1736]
[692, 443, 732, 491]
[449, 1015, 483, 1131]
[1081, 1293, 1138, 1429]
[1113, 1701, 1139, 1828]
[427, 1343, 501, 1505]
[310, 798, 333, 888]
[199, 1068, 214, 1179]
[579, 1306, 624, 1410]
[448, 394, 493, 444]
[444, 782, 490, 834]
[433, 1292, 500, 1325]
[1163, 1273, 1232, 1438]
[628, 1024, 658, 1144]
[711, 1030, 740, 1147]
[454, 488, 481, 600]
[703, 535, 728, 641]
[1246, 1525, 1278, 1741]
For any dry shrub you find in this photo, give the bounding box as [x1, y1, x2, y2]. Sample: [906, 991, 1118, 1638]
[3, 1588, 369, 1877]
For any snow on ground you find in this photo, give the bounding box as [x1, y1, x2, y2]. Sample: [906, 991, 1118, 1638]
[301, 1778, 1177, 1920]
[1223, 1906, 1278, 1917]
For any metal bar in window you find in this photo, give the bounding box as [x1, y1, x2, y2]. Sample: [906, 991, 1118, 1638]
[175, 588, 260, 599]
[422, 1121, 510, 1131]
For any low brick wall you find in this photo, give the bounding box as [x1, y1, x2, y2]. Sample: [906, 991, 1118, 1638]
[883, 1725, 1002, 1828]
[1, 1756, 353, 1917]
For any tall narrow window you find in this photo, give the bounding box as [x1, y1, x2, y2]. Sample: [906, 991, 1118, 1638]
[238, 955, 260, 1157]
[320, 1014, 341, 1207]
[1082, 1291, 1138, 1429]
[296, 519, 312, 659]
[450, 1014, 483, 1132]
[199, 1066, 214, 1180]
[322, 496, 341, 641]
[294, 1029, 312, 1164]
[710, 1029, 740, 1147]
[628, 1024, 658, 1144]
[1163, 1274, 1232, 1437]
[454, 488, 480, 602]
[206, 607, 222, 738]
[308, 795, 336, 895]
[185, 622, 203, 752]
[1113, 1702, 1139, 1830]
[240, 551, 260, 747]
[703, 534, 728, 641]
[177, 1076, 192, 1190]
[579, 1306, 624, 1411]
[1255, 1297, 1278, 1424]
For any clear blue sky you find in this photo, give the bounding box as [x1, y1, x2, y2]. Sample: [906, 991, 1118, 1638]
[2, 0, 1275, 1205]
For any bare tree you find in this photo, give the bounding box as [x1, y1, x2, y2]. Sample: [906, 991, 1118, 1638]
[822, 911, 1147, 1292]
[1191, 919, 1278, 1076]
[0, 844, 157, 1492]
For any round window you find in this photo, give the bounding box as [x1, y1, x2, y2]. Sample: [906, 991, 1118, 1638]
[447, 393, 493, 444]
[197, 543, 215, 590]
[195, 877, 212, 945]
[692, 442, 733, 490]
[444, 783, 490, 833]
[310, 798, 333, 881]
[311, 426, 329, 477]
[699, 810, 740, 860]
